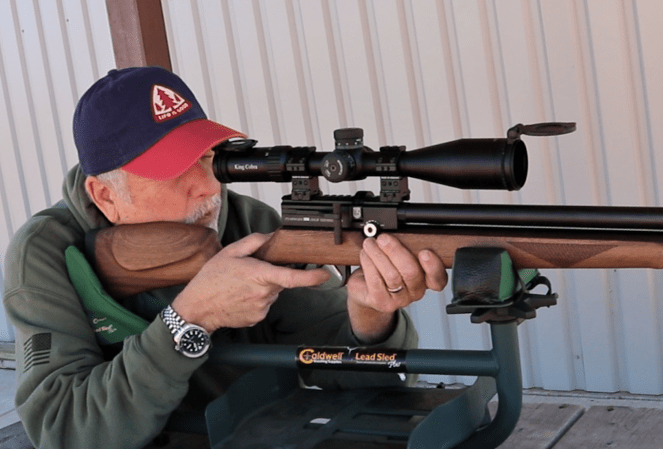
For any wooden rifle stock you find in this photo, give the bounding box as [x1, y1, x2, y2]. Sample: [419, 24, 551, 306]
[87, 221, 663, 299]
[86, 222, 221, 299]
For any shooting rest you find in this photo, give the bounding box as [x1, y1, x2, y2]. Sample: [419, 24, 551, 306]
[183, 248, 556, 449]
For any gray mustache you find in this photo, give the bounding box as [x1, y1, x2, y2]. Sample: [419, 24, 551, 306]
[185, 194, 222, 225]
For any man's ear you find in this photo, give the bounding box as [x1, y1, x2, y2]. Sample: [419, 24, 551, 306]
[85, 176, 120, 223]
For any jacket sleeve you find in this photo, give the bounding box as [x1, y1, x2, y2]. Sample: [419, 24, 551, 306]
[3, 217, 206, 449]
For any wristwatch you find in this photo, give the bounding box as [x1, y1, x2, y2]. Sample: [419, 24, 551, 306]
[160, 305, 211, 358]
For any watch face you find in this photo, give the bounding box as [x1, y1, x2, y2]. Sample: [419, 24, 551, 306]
[177, 326, 210, 358]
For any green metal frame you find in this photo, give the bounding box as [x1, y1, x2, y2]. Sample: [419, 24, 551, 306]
[200, 246, 542, 447]
[204, 321, 522, 448]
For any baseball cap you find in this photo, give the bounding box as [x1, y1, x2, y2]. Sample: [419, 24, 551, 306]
[73, 66, 246, 180]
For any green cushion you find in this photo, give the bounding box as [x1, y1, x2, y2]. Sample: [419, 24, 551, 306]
[65, 245, 149, 345]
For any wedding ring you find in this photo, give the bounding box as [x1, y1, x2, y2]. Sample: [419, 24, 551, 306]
[387, 285, 405, 294]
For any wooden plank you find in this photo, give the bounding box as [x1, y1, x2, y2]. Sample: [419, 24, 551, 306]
[106, 0, 171, 70]
[488, 402, 583, 448]
[0, 422, 32, 449]
[0, 342, 15, 361]
[554, 406, 663, 448]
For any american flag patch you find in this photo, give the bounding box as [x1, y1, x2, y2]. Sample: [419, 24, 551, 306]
[23, 333, 51, 373]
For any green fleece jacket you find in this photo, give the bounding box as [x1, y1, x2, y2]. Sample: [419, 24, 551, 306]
[2, 165, 418, 449]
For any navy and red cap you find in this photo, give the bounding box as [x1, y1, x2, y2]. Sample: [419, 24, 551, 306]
[73, 66, 246, 181]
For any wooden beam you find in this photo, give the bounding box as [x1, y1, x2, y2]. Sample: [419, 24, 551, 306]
[105, 0, 172, 71]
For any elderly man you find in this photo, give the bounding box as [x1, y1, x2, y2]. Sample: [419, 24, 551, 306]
[3, 66, 446, 448]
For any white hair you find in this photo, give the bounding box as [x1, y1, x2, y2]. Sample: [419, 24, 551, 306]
[93, 168, 132, 204]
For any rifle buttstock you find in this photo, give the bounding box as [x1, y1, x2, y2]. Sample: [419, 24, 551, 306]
[88, 222, 221, 298]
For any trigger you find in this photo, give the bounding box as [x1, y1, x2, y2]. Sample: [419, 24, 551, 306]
[314, 265, 351, 290]
[330, 265, 351, 286]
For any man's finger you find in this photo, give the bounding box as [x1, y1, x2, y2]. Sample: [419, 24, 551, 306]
[261, 265, 332, 290]
[359, 248, 387, 294]
[222, 233, 272, 258]
[371, 235, 425, 293]
[419, 250, 448, 291]
[362, 237, 407, 290]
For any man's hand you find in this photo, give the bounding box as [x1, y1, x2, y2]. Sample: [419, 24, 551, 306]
[171, 233, 330, 333]
[346, 234, 447, 344]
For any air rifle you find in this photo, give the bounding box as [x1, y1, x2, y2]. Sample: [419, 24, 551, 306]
[86, 122, 663, 303]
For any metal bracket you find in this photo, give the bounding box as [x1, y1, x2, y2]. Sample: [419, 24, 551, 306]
[446, 247, 558, 324]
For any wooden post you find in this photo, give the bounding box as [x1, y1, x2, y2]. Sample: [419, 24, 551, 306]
[105, 0, 172, 71]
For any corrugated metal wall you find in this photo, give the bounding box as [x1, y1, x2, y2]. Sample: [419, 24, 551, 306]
[0, 0, 117, 342]
[1, 0, 662, 395]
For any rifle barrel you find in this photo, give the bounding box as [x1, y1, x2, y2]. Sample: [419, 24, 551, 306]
[398, 204, 663, 231]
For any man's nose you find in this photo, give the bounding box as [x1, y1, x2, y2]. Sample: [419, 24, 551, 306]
[184, 162, 221, 197]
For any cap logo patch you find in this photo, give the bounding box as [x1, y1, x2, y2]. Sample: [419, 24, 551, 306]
[152, 84, 191, 123]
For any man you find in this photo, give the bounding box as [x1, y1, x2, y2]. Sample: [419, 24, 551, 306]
[3, 66, 447, 448]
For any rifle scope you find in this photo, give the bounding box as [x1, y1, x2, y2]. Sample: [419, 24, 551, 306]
[213, 127, 528, 191]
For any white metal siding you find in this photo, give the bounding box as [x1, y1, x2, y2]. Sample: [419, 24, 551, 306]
[1, 0, 662, 395]
[0, 0, 116, 342]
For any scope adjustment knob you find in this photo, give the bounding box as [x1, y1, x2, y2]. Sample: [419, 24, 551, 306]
[334, 127, 364, 150]
[363, 220, 380, 238]
[322, 152, 356, 182]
